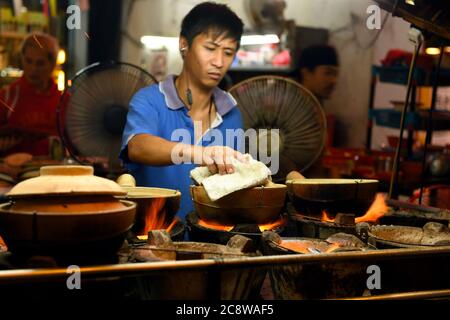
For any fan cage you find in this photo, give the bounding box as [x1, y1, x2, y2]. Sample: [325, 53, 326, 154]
[56, 61, 157, 170]
[228, 75, 327, 177]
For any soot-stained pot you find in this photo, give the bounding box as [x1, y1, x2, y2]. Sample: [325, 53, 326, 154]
[190, 182, 287, 225]
[117, 186, 181, 235]
[0, 166, 136, 258]
[286, 179, 379, 218]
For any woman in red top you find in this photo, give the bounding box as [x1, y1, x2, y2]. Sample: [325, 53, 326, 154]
[0, 33, 62, 156]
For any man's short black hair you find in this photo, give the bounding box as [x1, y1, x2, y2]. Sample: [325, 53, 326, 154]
[298, 45, 339, 71]
[180, 2, 244, 50]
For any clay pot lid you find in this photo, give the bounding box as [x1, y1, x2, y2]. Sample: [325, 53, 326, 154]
[119, 186, 181, 199]
[6, 165, 127, 198]
[286, 179, 379, 185]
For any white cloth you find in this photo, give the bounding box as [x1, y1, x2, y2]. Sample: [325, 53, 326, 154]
[190, 155, 271, 201]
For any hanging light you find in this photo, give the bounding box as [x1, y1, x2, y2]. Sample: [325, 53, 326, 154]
[405, 0, 415, 5]
[57, 70, 65, 91]
[240, 34, 280, 46]
[425, 47, 441, 55]
[140, 36, 178, 50]
[57, 49, 66, 65]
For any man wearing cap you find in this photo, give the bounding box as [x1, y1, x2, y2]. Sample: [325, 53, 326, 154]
[298, 45, 339, 102]
[287, 45, 340, 180]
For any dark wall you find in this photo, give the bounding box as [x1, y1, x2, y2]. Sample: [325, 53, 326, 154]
[88, 0, 122, 64]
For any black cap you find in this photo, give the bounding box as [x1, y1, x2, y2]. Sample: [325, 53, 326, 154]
[298, 45, 339, 70]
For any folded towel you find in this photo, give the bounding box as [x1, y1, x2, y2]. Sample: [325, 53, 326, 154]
[190, 154, 271, 201]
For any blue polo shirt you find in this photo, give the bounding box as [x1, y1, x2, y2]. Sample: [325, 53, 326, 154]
[120, 74, 243, 220]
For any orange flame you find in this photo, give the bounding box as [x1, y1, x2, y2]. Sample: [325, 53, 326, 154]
[0, 236, 7, 252]
[165, 218, 179, 233]
[259, 217, 286, 232]
[321, 210, 335, 223]
[198, 219, 234, 232]
[137, 217, 179, 241]
[198, 217, 286, 232]
[142, 198, 168, 235]
[355, 194, 388, 224]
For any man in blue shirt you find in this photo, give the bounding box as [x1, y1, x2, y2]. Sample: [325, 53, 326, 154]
[120, 2, 245, 219]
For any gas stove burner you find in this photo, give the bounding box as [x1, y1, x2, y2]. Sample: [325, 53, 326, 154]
[126, 219, 186, 245]
[291, 214, 358, 240]
[286, 203, 358, 240]
[186, 212, 286, 246]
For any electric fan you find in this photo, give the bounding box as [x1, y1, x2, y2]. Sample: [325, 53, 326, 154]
[229, 76, 326, 182]
[57, 61, 157, 174]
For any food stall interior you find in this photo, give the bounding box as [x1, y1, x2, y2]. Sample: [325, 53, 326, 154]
[0, 0, 449, 300]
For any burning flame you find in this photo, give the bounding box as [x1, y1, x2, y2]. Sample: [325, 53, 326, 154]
[136, 198, 179, 239]
[165, 218, 178, 233]
[319, 194, 388, 224]
[198, 217, 286, 232]
[0, 236, 7, 251]
[355, 194, 388, 224]
[259, 218, 286, 231]
[143, 198, 168, 234]
[136, 218, 179, 241]
[198, 219, 234, 232]
[321, 210, 335, 223]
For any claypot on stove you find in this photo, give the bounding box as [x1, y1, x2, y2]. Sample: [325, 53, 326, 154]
[116, 174, 181, 236]
[0, 166, 136, 257]
[286, 179, 378, 218]
[190, 182, 287, 225]
[117, 187, 181, 235]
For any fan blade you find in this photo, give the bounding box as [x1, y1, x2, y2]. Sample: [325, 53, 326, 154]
[229, 76, 326, 175]
[59, 62, 156, 172]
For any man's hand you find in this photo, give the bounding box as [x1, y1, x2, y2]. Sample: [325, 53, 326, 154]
[173, 143, 248, 175]
[201, 146, 247, 175]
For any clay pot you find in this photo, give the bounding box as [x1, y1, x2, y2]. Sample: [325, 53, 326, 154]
[7, 165, 126, 197]
[190, 183, 287, 225]
[117, 187, 181, 235]
[286, 179, 378, 217]
[0, 165, 136, 258]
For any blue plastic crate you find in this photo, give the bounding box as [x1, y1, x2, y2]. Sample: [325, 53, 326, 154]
[373, 66, 426, 85]
[369, 109, 421, 129]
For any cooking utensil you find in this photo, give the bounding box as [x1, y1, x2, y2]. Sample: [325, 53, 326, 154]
[190, 183, 287, 225]
[117, 186, 181, 235]
[115, 174, 181, 235]
[286, 178, 379, 217]
[0, 165, 136, 258]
